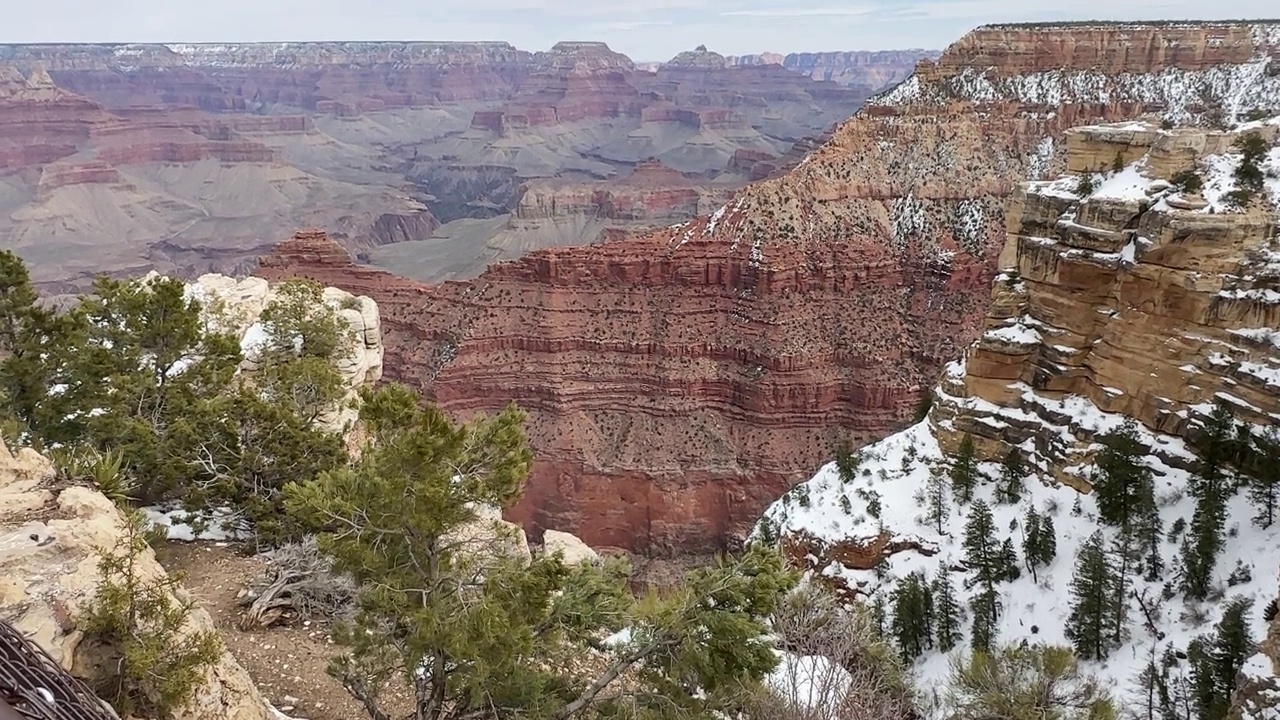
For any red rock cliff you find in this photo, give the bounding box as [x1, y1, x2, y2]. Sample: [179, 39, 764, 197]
[267, 22, 1280, 558]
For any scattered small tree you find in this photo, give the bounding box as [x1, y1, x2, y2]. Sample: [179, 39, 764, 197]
[932, 568, 963, 652]
[951, 434, 980, 504]
[1065, 531, 1121, 661]
[1171, 168, 1204, 194]
[925, 463, 950, 534]
[1188, 596, 1254, 720]
[1181, 404, 1238, 600]
[890, 571, 935, 661]
[946, 644, 1117, 720]
[1243, 426, 1280, 528]
[79, 512, 222, 718]
[995, 448, 1024, 504]
[1022, 507, 1057, 582]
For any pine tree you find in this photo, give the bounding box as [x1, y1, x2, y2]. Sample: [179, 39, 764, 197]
[932, 568, 962, 652]
[925, 463, 950, 534]
[0, 250, 84, 438]
[1093, 420, 1157, 531]
[999, 538, 1020, 581]
[951, 434, 980, 504]
[890, 571, 935, 661]
[968, 587, 1000, 654]
[1181, 406, 1237, 600]
[1065, 531, 1121, 660]
[963, 501, 1001, 588]
[995, 447, 1024, 504]
[1244, 426, 1280, 529]
[1188, 597, 1254, 720]
[1022, 508, 1044, 582]
[1037, 514, 1057, 564]
[285, 383, 798, 720]
[963, 500, 1003, 653]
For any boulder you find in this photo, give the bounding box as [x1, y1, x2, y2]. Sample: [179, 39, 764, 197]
[542, 530, 601, 566]
[0, 438, 273, 720]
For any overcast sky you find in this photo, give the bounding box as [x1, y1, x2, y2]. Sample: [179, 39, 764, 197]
[4, 0, 1278, 60]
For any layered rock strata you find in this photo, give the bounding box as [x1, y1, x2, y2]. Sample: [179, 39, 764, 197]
[933, 118, 1280, 477]
[0, 40, 898, 291]
[266, 23, 1280, 558]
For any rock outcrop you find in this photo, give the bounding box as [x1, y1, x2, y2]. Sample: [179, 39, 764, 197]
[933, 118, 1280, 475]
[0, 439, 273, 720]
[182, 271, 384, 432]
[262, 22, 1280, 559]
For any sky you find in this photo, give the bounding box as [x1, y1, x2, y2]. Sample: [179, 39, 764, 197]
[4, 0, 1278, 61]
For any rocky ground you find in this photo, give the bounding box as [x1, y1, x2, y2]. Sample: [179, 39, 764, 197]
[155, 542, 380, 720]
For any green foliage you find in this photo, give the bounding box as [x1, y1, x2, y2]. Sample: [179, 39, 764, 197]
[998, 538, 1020, 582]
[1075, 173, 1098, 197]
[950, 434, 979, 504]
[995, 448, 1024, 504]
[0, 253, 355, 547]
[1113, 151, 1126, 173]
[925, 463, 950, 534]
[1171, 169, 1204, 194]
[0, 250, 85, 440]
[946, 644, 1117, 720]
[834, 438, 859, 484]
[962, 501, 1003, 654]
[890, 570, 934, 662]
[51, 445, 134, 506]
[285, 383, 796, 720]
[932, 569, 963, 652]
[1241, 426, 1280, 529]
[1181, 404, 1239, 600]
[1188, 597, 1254, 720]
[1226, 132, 1271, 207]
[1093, 420, 1156, 531]
[962, 500, 1000, 589]
[1022, 507, 1056, 583]
[79, 511, 222, 718]
[1066, 531, 1121, 661]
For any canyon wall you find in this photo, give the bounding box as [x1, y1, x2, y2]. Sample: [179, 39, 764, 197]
[933, 118, 1280, 476]
[757, 114, 1280, 709]
[263, 22, 1280, 558]
[0, 40, 902, 292]
[727, 49, 941, 91]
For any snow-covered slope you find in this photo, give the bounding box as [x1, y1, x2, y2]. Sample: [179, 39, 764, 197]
[757, 405, 1280, 706]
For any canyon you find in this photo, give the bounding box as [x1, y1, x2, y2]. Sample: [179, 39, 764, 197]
[261, 22, 1280, 561]
[0, 41, 929, 293]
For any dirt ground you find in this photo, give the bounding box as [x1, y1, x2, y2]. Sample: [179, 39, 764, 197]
[155, 540, 367, 720]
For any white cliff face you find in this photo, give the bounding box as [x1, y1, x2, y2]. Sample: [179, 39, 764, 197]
[181, 273, 385, 432]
